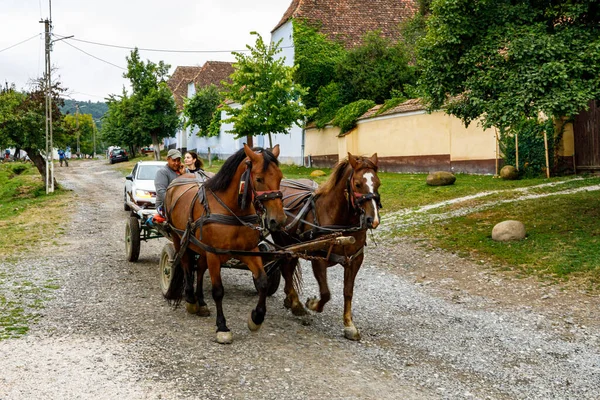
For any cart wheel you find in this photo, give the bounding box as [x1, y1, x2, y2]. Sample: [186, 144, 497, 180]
[159, 243, 177, 296]
[123, 190, 131, 211]
[125, 216, 141, 262]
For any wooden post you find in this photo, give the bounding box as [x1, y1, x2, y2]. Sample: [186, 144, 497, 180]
[543, 129, 550, 178]
[495, 129, 499, 177]
[208, 147, 212, 168]
[515, 133, 519, 171]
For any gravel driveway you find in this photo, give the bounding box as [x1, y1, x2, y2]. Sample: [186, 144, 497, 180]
[0, 160, 598, 399]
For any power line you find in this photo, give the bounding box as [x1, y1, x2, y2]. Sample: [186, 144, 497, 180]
[0, 34, 41, 54]
[52, 33, 293, 54]
[56, 39, 127, 71]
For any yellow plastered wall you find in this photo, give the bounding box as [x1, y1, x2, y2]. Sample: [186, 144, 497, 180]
[305, 110, 495, 161]
[556, 119, 574, 156]
[305, 125, 340, 157]
[449, 116, 496, 160]
[351, 111, 450, 157]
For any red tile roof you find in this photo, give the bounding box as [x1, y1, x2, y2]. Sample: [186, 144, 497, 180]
[167, 61, 234, 111]
[273, 0, 418, 48]
[358, 98, 424, 120]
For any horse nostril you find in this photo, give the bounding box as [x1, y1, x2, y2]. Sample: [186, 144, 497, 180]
[366, 217, 374, 225]
[269, 218, 281, 231]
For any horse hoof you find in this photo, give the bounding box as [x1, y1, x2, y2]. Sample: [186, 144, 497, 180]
[197, 305, 211, 317]
[185, 302, 200, 315]
[291, 303, 308, 316]
[344, 326, 361, 341]
[305, 297, 320, 312]
[216, 331, 233, 344]
[283, 297, 292, 309]
[248, 315, 262, 332]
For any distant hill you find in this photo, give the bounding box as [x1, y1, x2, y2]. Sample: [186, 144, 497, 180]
[61, 99, 108, 121]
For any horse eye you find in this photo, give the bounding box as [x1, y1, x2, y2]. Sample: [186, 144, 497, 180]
[256, 177, 264, 184]
[355, 182, 362, 188]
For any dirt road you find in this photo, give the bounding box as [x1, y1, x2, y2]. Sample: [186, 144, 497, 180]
[0, 160, 598, 399]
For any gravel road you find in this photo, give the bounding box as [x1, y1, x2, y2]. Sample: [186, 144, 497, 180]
[0, 160, 599, 399]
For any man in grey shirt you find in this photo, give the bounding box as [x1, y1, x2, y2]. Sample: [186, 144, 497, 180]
[155, 149, 182, 215]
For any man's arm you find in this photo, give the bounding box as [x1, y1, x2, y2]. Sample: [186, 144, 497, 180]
[154, 169, 169, 209]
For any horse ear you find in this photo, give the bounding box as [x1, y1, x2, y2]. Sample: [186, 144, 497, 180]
[271, 144, 280, 159]
[243, 143, 261, 164]
[370, 153, 378, 166]
[348, 152, 358, 169]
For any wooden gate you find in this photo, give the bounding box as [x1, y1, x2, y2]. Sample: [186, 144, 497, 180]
[573, 100, 600, 171]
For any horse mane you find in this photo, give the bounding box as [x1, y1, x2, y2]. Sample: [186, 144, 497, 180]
[315, 158, 350, 196]
[203, 146, 280, 194]
[315, 155, 377, 196]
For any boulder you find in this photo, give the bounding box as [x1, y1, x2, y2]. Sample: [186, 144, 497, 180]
[426, 171, 456, 186]
[492, 220, 526, 241]
[310, 170, 326, 177]
[500, 165, 519, 180]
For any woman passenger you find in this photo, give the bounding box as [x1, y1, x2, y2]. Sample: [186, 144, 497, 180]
[183, 150, 203, 174]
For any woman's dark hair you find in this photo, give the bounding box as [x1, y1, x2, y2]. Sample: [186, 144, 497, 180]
[186, 150, 203, 170]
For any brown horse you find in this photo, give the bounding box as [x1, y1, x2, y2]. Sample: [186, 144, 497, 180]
[163, 144, 286, 344]
[271, 152, 381, 340]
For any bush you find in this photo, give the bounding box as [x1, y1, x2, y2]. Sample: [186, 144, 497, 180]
[499, 119, 555, 178]
[331, 100, 376, 134]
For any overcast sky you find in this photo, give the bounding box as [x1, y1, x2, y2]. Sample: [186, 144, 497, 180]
[0, 0, 291, 103]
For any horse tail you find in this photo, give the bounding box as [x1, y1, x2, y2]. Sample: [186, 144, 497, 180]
[292, 259, 303, 296]
[163, 260, 184, 305]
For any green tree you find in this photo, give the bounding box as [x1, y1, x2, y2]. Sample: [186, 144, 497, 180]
[293, 20, 346, 110]
[418, 0, 600, 132]
[63, 113, 95, 156]
[0, 78, 67, 187]
[336, 31, 415, 105]
[126, 49, 179, 159]
[101, 49, 178, 159]
[220, 32, 310, 149]
[183, 84, 221, 137]
[101, 91, 140, 154]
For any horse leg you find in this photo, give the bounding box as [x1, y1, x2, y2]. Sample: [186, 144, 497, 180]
[305, 260, 331, 313]
[342, 255, 364, 341]
[193, 255, 210, 317]
[207, 253, 232, 344]
[182, 250, 199, 315]
[281, 258, 307, 316]
[238, 254, 268, 332]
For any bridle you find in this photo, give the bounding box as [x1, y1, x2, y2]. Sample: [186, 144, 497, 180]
[346, 164, 382, 213]
[238, 159, 283, 219]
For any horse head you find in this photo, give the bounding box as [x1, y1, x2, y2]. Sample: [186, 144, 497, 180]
[243, 144, 286, 231]
[347, 152, 381, 229]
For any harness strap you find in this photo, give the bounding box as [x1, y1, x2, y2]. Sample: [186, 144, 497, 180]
[284, 193, 316, 232]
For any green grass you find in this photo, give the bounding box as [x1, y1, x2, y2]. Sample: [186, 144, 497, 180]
[377, 172, 590, 212]
[396, 189, 600, 289]
[0, 162, 68, 340]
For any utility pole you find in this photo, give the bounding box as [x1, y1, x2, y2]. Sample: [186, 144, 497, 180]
[75, 104, 80, 156]
[93, 120, 97, 158]
[41, 17, 54, 193]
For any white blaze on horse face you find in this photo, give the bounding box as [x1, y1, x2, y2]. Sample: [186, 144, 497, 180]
[363, 172, 380, 225]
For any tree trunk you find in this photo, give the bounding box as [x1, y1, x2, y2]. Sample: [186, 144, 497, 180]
[246, 135, 253, 148]
[151, 133, 161, 161]
[268, 132, 273, 150]
[25, 147, 58, 190]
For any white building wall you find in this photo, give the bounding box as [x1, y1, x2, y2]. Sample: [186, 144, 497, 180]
[270, 20, 304, 164]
